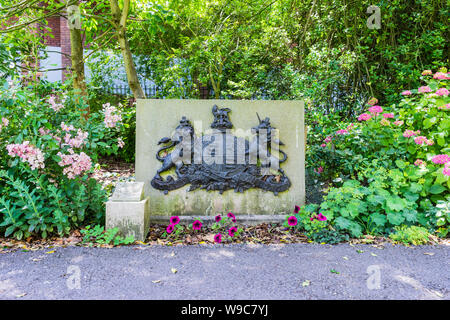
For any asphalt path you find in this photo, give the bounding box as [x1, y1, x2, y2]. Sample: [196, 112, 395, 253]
[0, 243, 448, 300]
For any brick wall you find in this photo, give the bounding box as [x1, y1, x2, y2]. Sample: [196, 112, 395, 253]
[42, 16, 61, 47]
[60, 15, 71, 81]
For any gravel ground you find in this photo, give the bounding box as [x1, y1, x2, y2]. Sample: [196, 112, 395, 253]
[0, 243, 448, 300]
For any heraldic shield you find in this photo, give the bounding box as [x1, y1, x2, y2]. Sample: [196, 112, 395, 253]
[151, 105, 291, 195]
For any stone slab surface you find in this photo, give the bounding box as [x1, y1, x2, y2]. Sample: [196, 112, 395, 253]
[109, 182, 145, 202]
[136, 99, 305, 217]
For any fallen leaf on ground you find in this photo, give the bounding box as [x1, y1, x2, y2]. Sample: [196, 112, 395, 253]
[433, 291, 443, 297]
[152, 280, 161, 283]
[342, 256, 349, 260]
[302, 280, 311, 287]
[204, 234, 215, 242]
[423, 252, 435, 256]
[330, 269, 340, 274]
[171, 268, 177, 274]
[370, 253, 377, 256]
[45, 250, 55, 254]
[16, 293, 26, 298]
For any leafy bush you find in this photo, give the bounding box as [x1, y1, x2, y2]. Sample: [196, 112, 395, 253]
[285, 205, 349, 244]
[0, 80, 125, 239]
[311, 69, 449, 237]
[80, 225, 135, 246]
[390, 226, 431, 246]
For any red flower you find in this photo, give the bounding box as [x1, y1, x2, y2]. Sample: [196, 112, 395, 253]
[294, 205, 300, 214]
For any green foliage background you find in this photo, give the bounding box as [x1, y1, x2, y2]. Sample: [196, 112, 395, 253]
[107, 0, 449, 116]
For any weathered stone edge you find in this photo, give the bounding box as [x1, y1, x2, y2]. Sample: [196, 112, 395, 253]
[150, 215, 286, 226]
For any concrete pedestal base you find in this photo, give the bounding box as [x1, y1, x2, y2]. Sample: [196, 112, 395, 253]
[105, 182, 150, 242]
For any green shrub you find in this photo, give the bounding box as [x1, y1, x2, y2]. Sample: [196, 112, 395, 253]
[309, 69, 449, 237]
[285, 204, 350, 244]
[0, 79, 125, 239]
[80, 225, 135, 246]
[390, 225, 431, 246]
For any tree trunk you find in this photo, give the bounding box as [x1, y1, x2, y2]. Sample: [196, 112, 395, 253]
[110, 0, 146, 99]
[69, 26, 88, 98]
[117, 27, 145, 99]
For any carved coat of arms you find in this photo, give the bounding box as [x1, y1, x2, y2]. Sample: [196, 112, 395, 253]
[151, 105, 291, 195]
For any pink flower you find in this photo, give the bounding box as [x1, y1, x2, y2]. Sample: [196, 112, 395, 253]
[431, 154, 450, 165]
[39, 127, 50, 136]
[346, 123, 354, 131]
[433, 72, 448, 80]
[170, 216, 180, 225]
[118, 137, 125, 149]
[401, 90, 412, 96]
[324, 136, 332, 143]
[166, 224, 174, 234]
[227, 212, 236, 222]
[215, 214, 222, 223]
[443, 163, 450, 176]
[214, 233, 222, 243]
[418, 86, 432, 93]
[358, 113, 371, 121]
[435, 88, 449, 96]
[0, 117, 9, 132]
[438, 103, 450, 110]
[414, 136, 427, 145]
[317, 213, 327, 221]
[403, 130, 419, 138]
[294, 205, 300, 214]
[320, 143, 326, 147]
[62, 129, 88, 148]
[314, 166, 323, 174]
[6, 141, 45, 170]
[380, 119, 390, 126]
[414, 159, 425, 167]
[60, 122, 75, 132]
[367, 97, 378, 106]
[228, 226, 237, 237]
[422, 70, 432, 76]
[103, 103, 122, 128]
[287, 215, 298, 226]
[192, 220, 202, 230]
[57, 150, 92, 179]
[336, 129, 348, 135]
[393, 120, 404, 126]
[48, 95, 64, 112]
[382, 113, 394, 119]
[425, 139, 434, 146]
[368, 105, 383, 115]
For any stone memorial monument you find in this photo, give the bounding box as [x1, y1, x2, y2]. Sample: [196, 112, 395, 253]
[106, 99, 304, 240]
